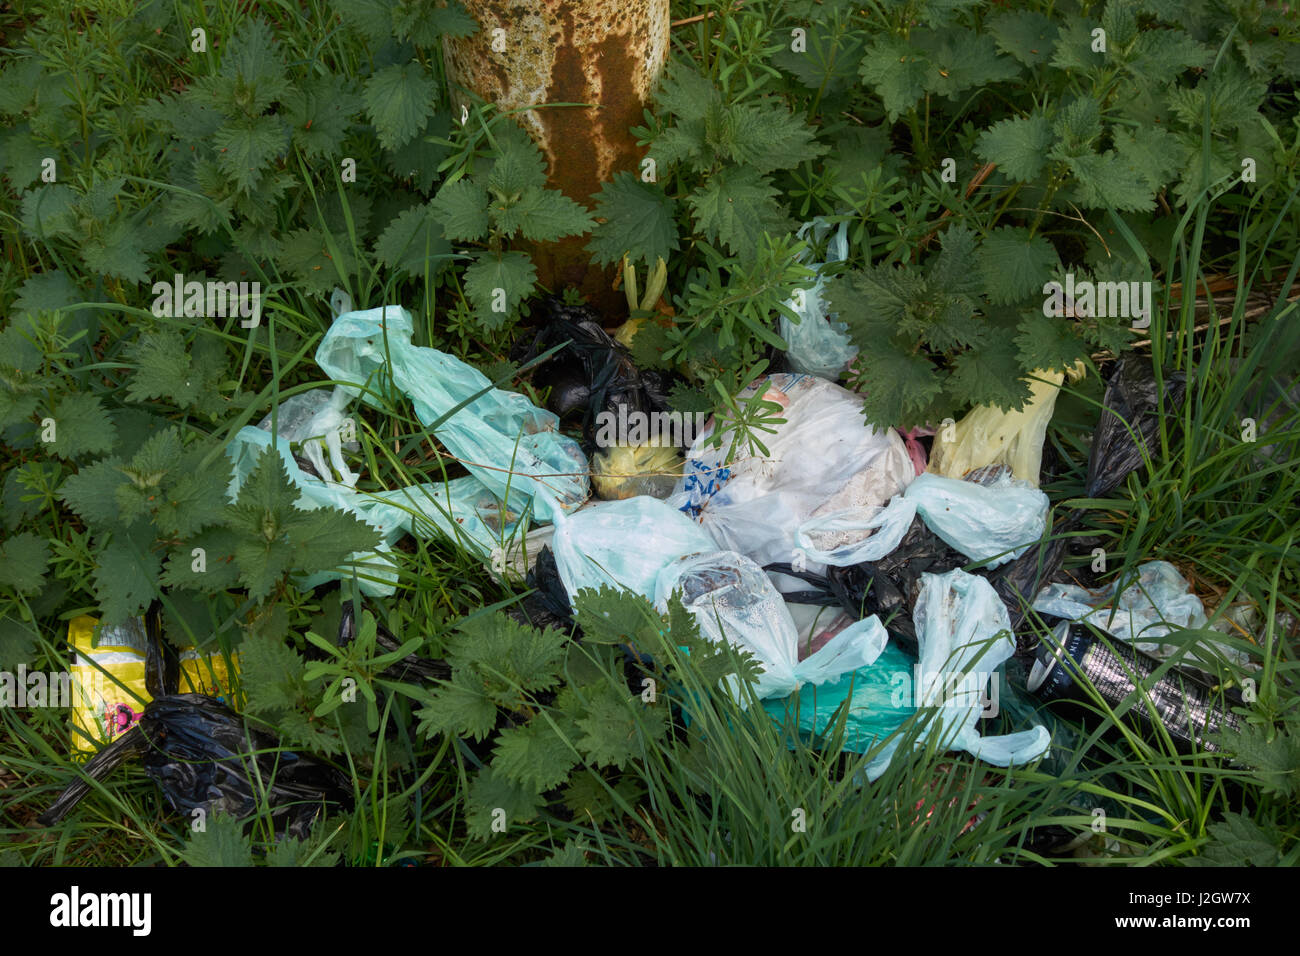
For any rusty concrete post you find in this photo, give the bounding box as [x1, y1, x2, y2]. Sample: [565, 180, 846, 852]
[443, 0, 671, 315]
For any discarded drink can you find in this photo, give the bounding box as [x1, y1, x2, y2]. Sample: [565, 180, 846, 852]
[1026, 622, 1241, 752]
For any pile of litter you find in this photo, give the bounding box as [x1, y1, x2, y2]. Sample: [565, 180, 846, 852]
[40, 293, 1254, 846]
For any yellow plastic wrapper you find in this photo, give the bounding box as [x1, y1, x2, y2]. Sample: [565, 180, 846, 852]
[68, 615, 240, 755]
[928, 364, 1085, 486]
[591, 443, 684, 500]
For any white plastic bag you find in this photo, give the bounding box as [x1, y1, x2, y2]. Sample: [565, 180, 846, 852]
[902, 471, 1048, 568]
[866, 569, 1050, 776]
[666, 373, 915, 570]
[549, 495, 715, 607]
[793, 495, 917, 566]
[655, 550, 888, 701]
[779, 220, 859, 379]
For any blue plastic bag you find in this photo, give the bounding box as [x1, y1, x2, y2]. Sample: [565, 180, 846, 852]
[316, 305, 589, 521]
[779, 220, 858, 379]
[903, 471, 1048, 568]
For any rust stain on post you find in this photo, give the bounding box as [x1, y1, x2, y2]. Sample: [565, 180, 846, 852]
[445, 0, 670, 311]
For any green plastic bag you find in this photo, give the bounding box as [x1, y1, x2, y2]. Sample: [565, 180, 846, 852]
[315, 305, 589, 521]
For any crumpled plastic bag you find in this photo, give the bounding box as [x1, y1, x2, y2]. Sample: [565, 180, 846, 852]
[655, 550, 888, 701]
[903, 470, 1049, 568]
[1086, 356, 1186, 498]
[591, 442, 683, 500]
[793, 495, 917, 567]
[258, 387, 359, 487]
[866, 569, 1051, 775]
[549, 495, 715, 607]
[761, 640, 917, 759]
[779, 220, 859, 379]
[927, 366, 1081, 486]
[316, 304, 589, 521]
[1031, 560, 1253, 672]
[667, 373, 914, 570]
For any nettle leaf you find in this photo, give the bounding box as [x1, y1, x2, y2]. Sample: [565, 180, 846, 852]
[573, 585, 662, 646]
[1218, 721, 1300, 798]
[429, 178, 490, 240]
[466, 766, 546, 838]
[43, 392, 118, 460]
[463, 251, 537, 330]
[416, 670, 498, 741]
[1014, 312, 1089, 374]
[160, 527, 243, 593]
[978, 227, 1060, 305]
[1185, 811, 1282, 867]
[0, 532, 51, 594]
[214, 18, 290, 115]
[492, 716, 580, 792]
[1050, 16, 1107, 74]
[1127, 29, 1210, 79]
[364, 61, 439, 150]
[330, 0, 394, 43]
[1050, 95, 1103, 158]
[987, 10, 1057, 67]
[20, 184, 77, 240]
[949, 341, 1033, 412]
[155, 450, 231, 538]
[240, 630, 308, 715]
[1166, 61, 1267, 133]
[687, 165, 787, 262]
[487, 123, 548, 195]
[916, 27, 1019, 98]
[375, 200, 452, 278]
[1066, 151, 1158, 212]
[283, 73, 363, 160]
[93, 528, 161, 626]
[60, 458, 128, 528]
[181, 813, 255, 868]
[860, 35, 929, 120]
[976, 111, 1052, 182]
[587, 172, 679, 268]
[851, 343, 944, 428]
[771, 19, 865, 93]
[127, 331, 229, 419]
[14, 269, 79, 320]
[726, 98, 827, 173]
[576, 680, 665, 769]
[0, 615, 39, 669]
[511, 188, 595, 243]
[1111, 126, 1181, 194]
[214, 114, 290, 193]
[278, 227, 355, 295]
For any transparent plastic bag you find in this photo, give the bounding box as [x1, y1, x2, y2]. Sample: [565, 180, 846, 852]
[258, 387, 359, 487]
[667, 373, 914, 570]
[655, 550, 888, 701]
[779, 220, 858, 379]
[549, 495, 715, 607]
[902, 471, 1048, 568]
[316, 304, 589, 521]
[591, 443, 683, 500]
[793, 495, 917, 567]
[864, 569, 1050, 774]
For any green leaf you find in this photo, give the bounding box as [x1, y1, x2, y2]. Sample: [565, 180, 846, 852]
[859, 35, 929, 120]
[486, 123, 547, 195]
[429, 179, 489, 241]
[726, 98, 828, 173]
[14, 269, 79, 320]
[492, 717, 579, 792]
[1050, 16, 1106, 74]
[181, 813, 255, 867]
[1127, 29, 1210, 78]
[978, 227, 1060, 305]
[1111, 126, 1181, 195]
[374, 200, 452, 278]
[284, 73, 363, 160]
[987, 10, 1056, 67]
[511, 188, 595, 242]
[215, 18, 290, 114]
[416, 670, 498, 741]
[575, 680, 665, 769]
[463, 251, 537, 330]
[466, 766, 545, 839]
[43, 392, 118, 460]
[93, 530, 160, 627]
[127, 331, 229, 419]
[239, 631, 308, 715]
[364, 61, 439, 150]
[60, 458, 128, 528]
[586, 172, 679, 268]
[0, 532, 50, 594]
[20, 184, 77, 240]
[687, 166, 787, 263]
[976, 111, 1052, 182]
[1065, 150, 1159, 212]
[1014, 312, 1089, 374]
[915, 27, 1019, 98]
[445, 612, 568, 699]
[850, 343, 945, 428]
[573, 585, 662, 646]
[1185, 811, 1282, 867]
[1218, 721, 1300, 797]
[0, 615, 39, 669]
[949, 341, 1033, 412]
[214, 114, 290, 193]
